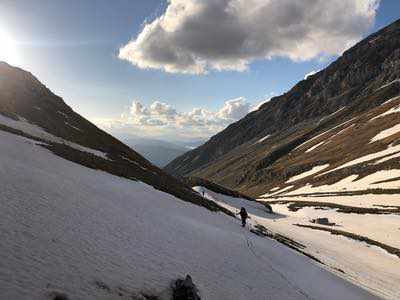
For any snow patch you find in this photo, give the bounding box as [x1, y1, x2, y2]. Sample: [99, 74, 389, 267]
[319, 107, 346, 123]
[286, 165, 330, 183]
[371, 123, 400, 143]
[320, 143, 400, 176]
[370, 104, 400, 121]
[373, 151, 400, 165]
[65, 122, 82, 132]
[295, 118, 355, 151]
[262, 185, 294, 197]
[381, 95, 400, 106]
[376, 79, 400, 91]
[305, 142, 325, 153]
[328, 124, 355, 141]
[121, 156, 148, 171]
[57, 110, 69, 118]
[256, 134, 271, 144]
[289, 169, 400, 195]
[0, 113, 109, 160]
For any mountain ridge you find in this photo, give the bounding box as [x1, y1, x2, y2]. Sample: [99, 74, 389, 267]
[164, 18, 400, 197]
[0, 61, 232, 215]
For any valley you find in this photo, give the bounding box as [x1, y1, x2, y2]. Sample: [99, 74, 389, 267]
[1, 6, 400, 299]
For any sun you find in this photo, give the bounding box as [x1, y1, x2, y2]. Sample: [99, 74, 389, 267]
[0, 29, 19, 65]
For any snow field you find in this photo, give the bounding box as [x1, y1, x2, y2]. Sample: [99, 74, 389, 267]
[197, 187, 397, 299]
[273, 204, 400, 249]
[0, 129, 378, 300]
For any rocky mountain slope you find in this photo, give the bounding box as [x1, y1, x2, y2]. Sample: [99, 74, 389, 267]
[0, 61, 227, 214]
[165, 19, 400, 197]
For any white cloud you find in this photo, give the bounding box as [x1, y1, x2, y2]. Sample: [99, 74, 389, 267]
[119, 0, 380, 74]
[95, 96, 268, 140]
[216, 97, 251, 120]
[150, 101, 177, 117]
[130, 101, 149, 116]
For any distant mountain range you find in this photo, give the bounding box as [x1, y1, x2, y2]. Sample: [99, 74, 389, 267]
[165, 19, 400, 198]
[116, 135, 204, 167]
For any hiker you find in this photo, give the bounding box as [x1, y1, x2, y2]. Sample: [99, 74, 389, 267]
[237, 207, 248, 227]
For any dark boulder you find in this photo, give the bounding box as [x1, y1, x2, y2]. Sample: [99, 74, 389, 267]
[172, 275, 201, 300]
[311, 218, 336, 226]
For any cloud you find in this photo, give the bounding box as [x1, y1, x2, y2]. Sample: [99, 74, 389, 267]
[217, 97, 251, 120]
[95, 96, 268, 140]
[130, 101, 149, 116]
[119, 0, 380, 74]
[150, 101, 177, 117]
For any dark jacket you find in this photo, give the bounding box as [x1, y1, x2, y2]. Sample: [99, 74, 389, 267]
[238, 208, 248, 219]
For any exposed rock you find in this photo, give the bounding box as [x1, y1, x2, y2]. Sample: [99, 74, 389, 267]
[263, 203, 273, 213]
[311, 218, 336, 226]
[94, 280, 111, 292]
[172, 275, 201, 300]
[140, 294, 160, 300]
[48, 291, 69, 300]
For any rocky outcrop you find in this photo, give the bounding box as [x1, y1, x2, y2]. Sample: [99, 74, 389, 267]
[172, 275, 201, 300]
[311, 218, 336, 226]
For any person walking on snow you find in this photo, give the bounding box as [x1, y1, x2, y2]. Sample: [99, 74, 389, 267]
[237, 207, 248, 227]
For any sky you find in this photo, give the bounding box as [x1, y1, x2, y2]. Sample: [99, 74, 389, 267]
[0, 0, 399, 142]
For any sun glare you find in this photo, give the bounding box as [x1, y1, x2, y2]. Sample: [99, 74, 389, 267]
[0, 29, 19, 65]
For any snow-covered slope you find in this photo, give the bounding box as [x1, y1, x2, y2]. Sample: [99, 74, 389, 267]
[0, 127, 379, 299]
[196, 187, 400, 300]
[258, 195, 400, 300]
